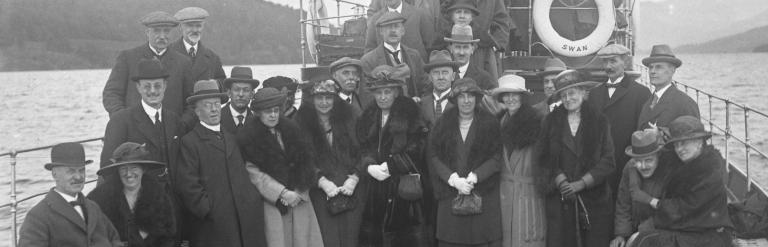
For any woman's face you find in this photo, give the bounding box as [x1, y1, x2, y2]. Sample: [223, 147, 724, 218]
[313, 94, 335, 115]
[374, 87, 398, 110]
[457, 92, 477, 116]
[560, 87, 587, 111]
[674, 138, 704, 162]
[257, 106, 282, 128]
[500, 93, 522, 115]
[451, 8, 474, 26]
[119, 164, 144, 190]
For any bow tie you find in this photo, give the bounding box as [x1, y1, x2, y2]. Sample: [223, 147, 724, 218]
[606, 83, 620, 88]
[69, 197, 84, 207]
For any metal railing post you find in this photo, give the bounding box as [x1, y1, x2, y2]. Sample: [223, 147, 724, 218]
[300, 0, 306, 68]
[708, 96, 713, 133]
[744, 105, 751, 192]
[725, 101, 730, 173]
[10, 150, 17, 247]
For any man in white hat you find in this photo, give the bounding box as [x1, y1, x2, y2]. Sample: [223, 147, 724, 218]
[169, 7, 226, 86]
[636, 44, 699, 130]
[445, 25, 496, 90]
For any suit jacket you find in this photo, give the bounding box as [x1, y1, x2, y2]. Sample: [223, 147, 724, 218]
[343, 91, 374, 118]
[365, 2, 434, 61]
[176, 123, 266, 247]
[636, 84, 700, 130]
[103, 44, 192, 117]
[168, 39, 226, 84]
[462, 62, 498, 90]
[18, 189, 121, 247]
[360, 43, 426, 97]
[419, 93, 454, 129]
[220, 102, 255, 135]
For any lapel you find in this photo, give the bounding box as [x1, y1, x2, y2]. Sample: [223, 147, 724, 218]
[189, 42, 212, 79]
[83, 199, 100, 235]
[603, 76, 633, 109]
[46, 189, 87, 232]
[195, 124, 226, 154]
[220, 103, 236, 132]
[162, 110, 179, 146]
[131, 106, 162, 148]
[142, 44, 159, 60]
[639, 85, 675, 126]
[420, 94, 436, 123]
[376, 45, 391, 66]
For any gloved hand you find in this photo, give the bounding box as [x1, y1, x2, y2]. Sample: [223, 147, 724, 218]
[367, 164, 391, 181]
[318, 176, 339, 197]
[339, 174, 359, 196]
[448, 173, 474, 195]
[280, 190, 302, 207]
[631, 188, 654, 205]
[466, 172, 478, 185]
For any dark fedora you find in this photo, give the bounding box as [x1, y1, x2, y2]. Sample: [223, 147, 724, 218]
[642, 44, 682, 68]
[44, 142, 93, 170]
[537, 57, 567, 77]
[97, 142, 165, 176]
[329, 57, 363, 75]
[264, 76, 299, 94]
[447, 0, 480, 16]
[423, 50, 463, 72]
[444, 25, 479, 44]
[625, 129, 665, 157]
[449, 77, 485, 103]
[131, 58, 169, 82]
[250, 87, 287, 111]
[666, 116, 712, 144]
[223, 66, 260, 89]
[375, 11, 406, 27]
[186, 80, 228, 104]
[550, 69, 600, 101]
[365, 64, 408, 91]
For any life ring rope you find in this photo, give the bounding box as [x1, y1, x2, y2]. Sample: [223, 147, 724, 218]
[533, 0, 616, 57]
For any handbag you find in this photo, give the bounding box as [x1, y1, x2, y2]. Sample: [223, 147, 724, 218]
[452, 192, 482, 216]
[327, 195, 356, 215]
[391, 153, 423, 201]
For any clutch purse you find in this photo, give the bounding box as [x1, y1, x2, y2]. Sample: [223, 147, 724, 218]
[391, 153, 423, 201]
[452, 193, 482, 216]
[327, 195, 356, 215]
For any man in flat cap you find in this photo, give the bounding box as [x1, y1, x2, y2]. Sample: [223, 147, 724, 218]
[329, 57, 372, 117]
[19, 143, 122, 247]
[175, 80, 267, 247]
[169, 7, 226, 88]
[365, 0, 434, 61]
[263, 76, 300, 119]
[361, 11, 426, 100]
[103, 11, 193, 118]
[221, 66, 259, 134]
[636, 44, 699, 130]
[587, 44, 651, 198]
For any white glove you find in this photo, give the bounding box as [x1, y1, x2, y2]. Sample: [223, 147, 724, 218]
[367, 164, 391, 181]
[466, 172, 478, 185]
[318, 176, 339, 197]
[339, 174, 359, 195]
[448, 173, 474, 195]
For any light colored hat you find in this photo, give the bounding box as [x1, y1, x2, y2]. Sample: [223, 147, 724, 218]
[625, 129, 665, 157]
[310, 80, 339, 96]
[597, 44, 631, 58]
[174, 7, 209, 23]
[642, 44, 682, 68]
[444, 25, 480, 44]
[186, 80, 228, 104]
[537, 57, 567, 77]
[491, 74, 530, 100]
[140, 11, 179, 27]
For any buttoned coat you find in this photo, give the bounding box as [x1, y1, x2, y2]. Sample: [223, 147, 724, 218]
[636, 84, 700, 130]
[175, 124, 266, 247]
[18, 189, 122, 247]
[360, 44, 426, 97]
[365, 2, 434, 61]
[419, 93, 454, 129]
[169, 39, 226, 84]
[102, 44, 192, 117]
[220, 102, 256, 135]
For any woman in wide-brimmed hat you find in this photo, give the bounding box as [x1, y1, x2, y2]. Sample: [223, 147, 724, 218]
[87, 142, 176, 247]
[294, 79, 365, 247]
[539, 69, 615, 247]
[357, 65, 429, 247]
[490, 74, 546, 247]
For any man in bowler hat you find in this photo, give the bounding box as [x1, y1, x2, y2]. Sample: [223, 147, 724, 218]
[169, 7, 227, 87]
[221, 66, 259, 134]
[19, 143, 121, 247]
[636, 44, 699, 130]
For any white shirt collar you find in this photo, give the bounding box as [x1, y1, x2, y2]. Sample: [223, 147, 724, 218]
[654, 83, 673, 99]
[141, 100, 162, 123]
[388, 2, 403, 13]
[183, 39, 199, 53]
[433, 88, 451, 100]
[54, 188, 79, 202]
[200, 121, 221, 132]
[459, 63, 470, 78]
[384, 42, 401, 52]
[339, 92, 352, 101]
[148, 44, 166, 56]
[607, 75, 624, 85]
[229, 103, 247, 120]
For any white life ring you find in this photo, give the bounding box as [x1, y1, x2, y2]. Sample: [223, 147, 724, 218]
[533, 0, 616, 57]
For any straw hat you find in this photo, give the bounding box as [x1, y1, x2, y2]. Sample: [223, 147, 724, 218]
[97, 142, 165, 176]
[44, 142, 93, 170]
[491, 74, 530, 101]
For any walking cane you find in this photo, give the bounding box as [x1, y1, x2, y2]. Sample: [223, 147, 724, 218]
[574, 198, 583, 247]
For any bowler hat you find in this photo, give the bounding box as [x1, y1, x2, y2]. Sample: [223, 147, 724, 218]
[625, 129, 665, 157]
[223, 67, 260, 89]
[642, 44, 682, 68]
[131, 58, 169, 82]
[423, 50, 463, 72]
[666, 116, 712, 144]
[491, 74, 530, 101]
[447, 0, 480, 16]
[309, 80, 339, 96]
[376, 11, 406, 27]
[449, 78, 485, 103]
[537, 57, 567, 77]
[365, 64, 408, 91]
[186, 80, 228, 104]
[550, 70, 600, 101]
[597, 44, 631, 58]
[174, 7, 209, 23]
[329, 57, 363, 75]
[97, 142, 165, 176]
[444, 24, 480, 44]
[251, 87, 287, 111]
[44, 142, 93, 170]
[140, 11, 179, 27]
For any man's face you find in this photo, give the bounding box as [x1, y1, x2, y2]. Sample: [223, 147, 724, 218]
[373, 87, 398, 110]
[457, 93, 477, 116]
[119, 164, 144, 191]
[385, 0, 402, 8]
[674, 138, 704, 163]
[542, 75, 557, 98]
[560, 87, 587, 111]
[313, 94, 335, 115]
[257, 106, 281, 128]
[52, 166, 86, 196]
[284, 92, 296, 110]
[146, 26, 173, 51]
[430, 66, 455, 93]
[451, 8, 474, 26]
[194, 98, 222, 126]
[379, 22, 405, 46]
[449, 43, 476, 64]
[136, 78, 166, 108]
[648, 62, 676, 87]
[634, 154, 659, 178]
[180, 21, 205, 45]
[227, 83, 254, 112]
[333, 66, 360, 94]
[603, 55, 627, 80]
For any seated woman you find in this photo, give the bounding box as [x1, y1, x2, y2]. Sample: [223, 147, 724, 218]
[88, 142, 176, 247]
[611, 129, 673, 247]
[628, 116, 733, 247]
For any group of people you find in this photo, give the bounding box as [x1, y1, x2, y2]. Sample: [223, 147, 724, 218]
[17, 1, 734, 247]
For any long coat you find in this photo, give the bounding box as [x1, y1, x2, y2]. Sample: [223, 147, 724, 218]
[588, 75, 652, 197]
[540, 104, 616, 247]
[220, 102, 256, 135]
[88, 177, 176, 247]
[168, 39, 226, 84]
[102, 44, 192, 116]
[365, 2, 434, 61]
[428, 107, 502, 245]
[19, 189, 122, 247]
[295, 99, 365, 247]
[175, 123, 266, 247]
[636, 84, 700, 130]
[360, 44, 426, 97]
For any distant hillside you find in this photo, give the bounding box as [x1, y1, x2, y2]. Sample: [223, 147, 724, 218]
[676, 25, 768, 53]
[0, 0, 302, 71]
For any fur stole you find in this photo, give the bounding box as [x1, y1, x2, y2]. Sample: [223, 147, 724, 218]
[357, 96, 425, 155]
[87, 176, 175, 239]
[499, 104, 542, 151]
[238, 117, 316, 191]
[667, 145, 724, 193]
[431, 106, 501, 173]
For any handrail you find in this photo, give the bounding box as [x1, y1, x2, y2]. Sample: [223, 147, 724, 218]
[0, 137, 103, 158]
[0, 179, 98, 209]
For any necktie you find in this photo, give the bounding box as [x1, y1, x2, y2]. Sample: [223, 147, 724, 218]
[605, 83, 619, 88]
[154, 112, 162, 128]
[435, 96, 447, 120]
[270, 129, 285, 151]
[650, 94, 660, 109]
[387, 49, 401, 64]
[236, 115, 244, 128]
[188, 47, 196, 58]
[346, 96, 352, 104]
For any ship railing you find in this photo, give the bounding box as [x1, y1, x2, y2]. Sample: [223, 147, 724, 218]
[0, 137, 102, 247]
[299, 0, 368, 67]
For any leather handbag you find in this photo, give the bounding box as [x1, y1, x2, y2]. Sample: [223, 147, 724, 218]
[392, 153, 423, 201]
[327, 195, 356, 215]
[452, 192, 482, 215]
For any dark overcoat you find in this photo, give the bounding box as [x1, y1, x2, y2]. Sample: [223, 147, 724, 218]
[345, 91, 374, 118]
[220, 102, 256, 135]
[168, 39, 226, 84]
[462, 62, 498, 90]
[365, 2, 434, 61]
[175, 123, 266, 247]
[636, 84, 700, 130]
[102, 44, 192, 116]
[427, 107, 503, 245]
[419, 93, 454, 129]
[360, 44, 426, 97]
[589, 75, 652, 196]
[88, 176, 176, 247]
[18, 189, 122, 247]
[540, 104, 616, 247]
[613, 152, 674, 237]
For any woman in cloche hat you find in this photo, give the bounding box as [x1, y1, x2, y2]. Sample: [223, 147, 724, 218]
[87, 142, 176, 247]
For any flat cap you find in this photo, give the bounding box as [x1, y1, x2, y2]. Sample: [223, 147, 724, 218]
[597, 44, 631, 58]
[376, 11, 406, 27]
[329, 57, 363, 74]
[140, 11, 179, 27]
[175, 7, 209, 23]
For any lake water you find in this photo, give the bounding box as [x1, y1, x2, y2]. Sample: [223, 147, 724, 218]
[1, 54, 767, 244]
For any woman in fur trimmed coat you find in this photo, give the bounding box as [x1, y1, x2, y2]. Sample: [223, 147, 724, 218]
[295, 80, 365, 247]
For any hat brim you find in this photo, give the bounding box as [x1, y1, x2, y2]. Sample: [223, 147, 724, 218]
[377, 18, 406, 27]
[491, 88, 532, 98]
[549, 81, 601, 101]
[423, 61, 464, 72]
[665, 132, 712, 145]
[537, 69, 565, 77]
[44, 160, 93, 170]
[366, 83, 404, 91]
[444, 37, 480, 44]
[250, 93, 288, 111]
[329, 62, 363, 75]
[641, 57, 682, 68]
[625, 145, 665, 158]
[97, 160, 166, 176]
[186, 93, 229, 104]
[144, 22, 179, 27]
[131, 74, 169, 82]
[447, 5, 480, 16]
[223, 78, 260, 88]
